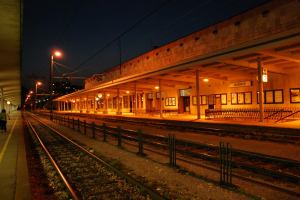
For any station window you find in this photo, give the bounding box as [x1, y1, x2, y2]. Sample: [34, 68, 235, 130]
[232, 92, 252, 105]
[165, 97, 176, 106]
[290, 88, 300, 103]
[192, 95, 208, 105]
[221, 94, 227, 105]
[257, 89, 283, 104]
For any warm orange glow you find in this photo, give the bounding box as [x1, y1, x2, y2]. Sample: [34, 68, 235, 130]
[95, 97, 99, 101]
[36, 81, 42, 86]
[155, 86, 159, 90]
[98, 93, 103, 98]
[107, 94, 110, 97]
[126, 90, 130, 94]
[203, 78, 209, 82]
[53, 50, 62, 57]
[7, 101, 11, 105]
[30, 91, 33, 94]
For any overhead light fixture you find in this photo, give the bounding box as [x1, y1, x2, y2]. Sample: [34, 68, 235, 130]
[7, 101, 11, 105]
[155, 86, 159, 90]
[126, 90, 130, 94]
[107, 94, 110, 97]
[203, 78, 209, 82]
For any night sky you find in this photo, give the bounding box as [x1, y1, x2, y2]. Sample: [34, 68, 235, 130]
[22, 0, 266, 90]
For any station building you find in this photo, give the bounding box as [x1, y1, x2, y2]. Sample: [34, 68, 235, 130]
[55, 0, 300, 122]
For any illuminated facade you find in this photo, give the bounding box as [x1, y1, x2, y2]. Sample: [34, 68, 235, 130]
[55, 0, 300, 122]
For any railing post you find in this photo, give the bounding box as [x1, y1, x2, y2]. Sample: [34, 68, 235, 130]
[77, 118, 80, 132]
[67, 116, 70, 127]
[168, 134, 176, 167]
[92, 122, 95, 139]
[219, 141, 232, 186]
[72, 118, 75, 129]
[137, 129, 145, 156]
[102, 123, 107, 142]
[84, 120, 87, 135]
[117, 126, 122, 147]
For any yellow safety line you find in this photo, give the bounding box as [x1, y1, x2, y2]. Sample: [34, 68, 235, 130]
[0, 118, 18, 163]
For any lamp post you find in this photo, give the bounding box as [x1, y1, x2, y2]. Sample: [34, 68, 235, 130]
[35, 81, 42, 110]
[50, 50, 62, 120]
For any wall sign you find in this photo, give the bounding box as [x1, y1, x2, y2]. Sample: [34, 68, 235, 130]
[229, 81, 252, 88]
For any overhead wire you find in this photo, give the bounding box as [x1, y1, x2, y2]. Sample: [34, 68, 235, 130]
[65, 0, 173, 76]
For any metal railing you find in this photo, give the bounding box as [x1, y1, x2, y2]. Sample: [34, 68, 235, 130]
[48, 113, 300, 187]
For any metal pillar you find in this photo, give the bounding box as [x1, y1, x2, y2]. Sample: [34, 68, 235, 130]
[94, 94, 96, 113]
[103, 92, 108, 114]
[85, 97, 87, 112]
[257, 58, 264, 122]
[135, 82, 138, 115]
[117, 88, 121, 115]
[196, 70, 201, 119]
[159, 79, 163, 118]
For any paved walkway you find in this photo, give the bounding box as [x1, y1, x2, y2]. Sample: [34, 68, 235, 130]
[57, 110, 300, 130]
[0, 112, 31, 200]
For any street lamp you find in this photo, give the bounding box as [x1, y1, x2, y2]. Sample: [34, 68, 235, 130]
[50, 50, 62, 120]
[35, 81, 42, 110]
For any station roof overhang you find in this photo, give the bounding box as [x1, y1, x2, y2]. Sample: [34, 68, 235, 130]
[0, 0, 21, 106]
[55, 24, 300, 101]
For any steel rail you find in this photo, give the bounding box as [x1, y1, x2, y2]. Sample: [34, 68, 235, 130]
[29, 113, 167, 200]
[25, 119, 80, 200]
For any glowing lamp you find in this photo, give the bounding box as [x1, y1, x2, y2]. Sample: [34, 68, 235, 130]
[53, 50, 62, 57]
[36, 81, 42, 86]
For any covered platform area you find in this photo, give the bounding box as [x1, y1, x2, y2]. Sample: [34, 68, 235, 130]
[54, 0, 300, 125]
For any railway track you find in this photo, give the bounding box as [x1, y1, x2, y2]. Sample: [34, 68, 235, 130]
[25, 114, 166, 200]
[35, 112, 300, 197]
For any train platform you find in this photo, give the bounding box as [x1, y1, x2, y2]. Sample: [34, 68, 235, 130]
[0, 112, 31, 200]
[57, 110, 300, 130]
